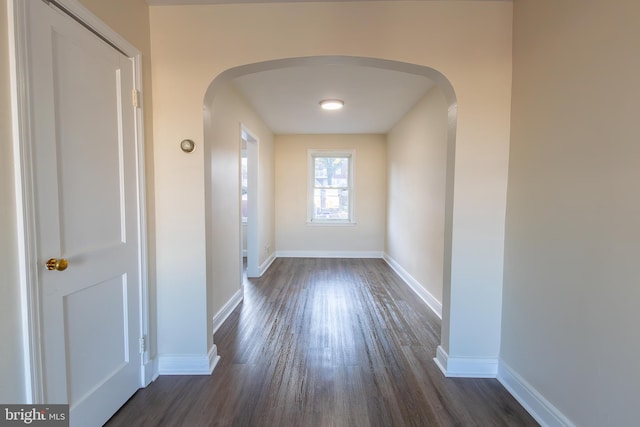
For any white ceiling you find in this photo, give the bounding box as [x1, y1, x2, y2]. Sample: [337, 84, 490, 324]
[232, 63, 435, 134]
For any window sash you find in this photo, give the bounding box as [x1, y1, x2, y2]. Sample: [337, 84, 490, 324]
[308, 150, 355, 224]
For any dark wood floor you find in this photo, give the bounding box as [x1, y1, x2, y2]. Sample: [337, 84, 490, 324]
[107, 258, 537, 426]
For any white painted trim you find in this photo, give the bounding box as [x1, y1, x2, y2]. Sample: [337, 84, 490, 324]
[307, 149, 356, 224]
[259, 252, 276, 276]
[158, 346, 220, 376]
[142, 357, 159, 386]
[305, 221, 356, 227]
[242, 123, 260, 278]
[208, 345, 221, 374]
[433, 345, 498, 378]
[9, 0, 42, 402]
[10, 0, 149, 401]
[131, 46, 152, 391]
[212, 290, 243, 335]
[498, 360, 575, 427]
[434, 345, 449, 376]
[383, 254, 442, 319]
[276, 251, 383, 259]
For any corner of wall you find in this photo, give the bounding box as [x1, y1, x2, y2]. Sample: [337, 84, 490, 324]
[433, 346, 498, 379]
[383, 253, 442, 319]
[498, 360, 575, 427]
[157, 345, 220, 376]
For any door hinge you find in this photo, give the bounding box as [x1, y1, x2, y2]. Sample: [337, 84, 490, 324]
[139, 336, 146, 354]
[132, 89, 140, 108]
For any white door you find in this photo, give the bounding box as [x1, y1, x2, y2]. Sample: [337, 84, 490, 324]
[27, 1, 142, 425]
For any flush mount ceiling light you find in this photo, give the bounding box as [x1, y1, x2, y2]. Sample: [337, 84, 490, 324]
[319, 99, 344, 111]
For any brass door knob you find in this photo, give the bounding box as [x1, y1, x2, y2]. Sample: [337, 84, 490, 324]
[46, 258, 68, 271]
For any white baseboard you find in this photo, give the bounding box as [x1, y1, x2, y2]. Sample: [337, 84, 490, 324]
[434, 345, 498, 378]
[259, 252, 276, 276]
[212, 289, 243, 335]
[383, 254, 442, 319]
[434, 345, 449, 375]
[142, 357, 158, 386]
[158, 345, 220, 375]
[498, 360, 575, 427]
[276, 250, 383, 258]
[209, 345, 221, 373]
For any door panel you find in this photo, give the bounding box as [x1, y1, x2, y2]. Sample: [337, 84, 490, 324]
[51, 14, 126, 256]
[64, 274, 129, 405]
[27, 1, 142, 426]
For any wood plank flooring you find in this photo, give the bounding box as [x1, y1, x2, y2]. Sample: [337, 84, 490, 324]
[106, 258, 538, 426]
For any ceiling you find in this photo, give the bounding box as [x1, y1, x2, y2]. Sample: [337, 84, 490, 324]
[232, 63, 435, 134]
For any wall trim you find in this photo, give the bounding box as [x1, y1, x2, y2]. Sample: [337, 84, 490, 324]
[212, 289, 243, 335]
[259, 252, 276, 276]
[276, 250, 384, 259]
[383, 254, 442, 319]
[498, 360, 575, 427]
[434, 345, 498, 378]
[157, 345, 220, 376]
[142, 357, 158, 386]
[434, 345, 449, 375]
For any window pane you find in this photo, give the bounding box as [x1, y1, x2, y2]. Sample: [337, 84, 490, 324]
[314, 157, 349, 188]
[313, 188, 349, 220]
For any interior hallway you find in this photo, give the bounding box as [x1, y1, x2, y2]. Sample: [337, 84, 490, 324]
[106, 258, 536, 426]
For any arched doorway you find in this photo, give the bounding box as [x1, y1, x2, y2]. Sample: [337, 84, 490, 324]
[203, 55, 458, 366]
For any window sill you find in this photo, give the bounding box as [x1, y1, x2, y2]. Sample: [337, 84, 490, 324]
[306, 221, 356, 227]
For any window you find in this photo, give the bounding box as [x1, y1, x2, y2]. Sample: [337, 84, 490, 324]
[308, 150, 355, 224]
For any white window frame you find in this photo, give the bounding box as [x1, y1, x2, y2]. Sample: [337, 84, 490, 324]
[307, 149, 356, 225]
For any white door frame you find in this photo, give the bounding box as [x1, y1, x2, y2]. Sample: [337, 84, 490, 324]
[241, 124, 260, 278]
[8, 0, 151, 403]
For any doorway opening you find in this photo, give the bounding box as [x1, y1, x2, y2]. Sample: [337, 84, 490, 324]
[203, 56, 457, 366]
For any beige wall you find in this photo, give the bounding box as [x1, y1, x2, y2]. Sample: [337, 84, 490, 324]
[150, 1, 512, 362]
[203, 83, 274, 349]
[0, 0, 25, 403]
[275, 134, 386, 255]
[502, 0, 640, 425]
[386, 87, 448, 304]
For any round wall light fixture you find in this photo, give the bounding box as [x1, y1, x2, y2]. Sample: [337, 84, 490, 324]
[180, 139, 196, 153]
[319, 99, 344, 111]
